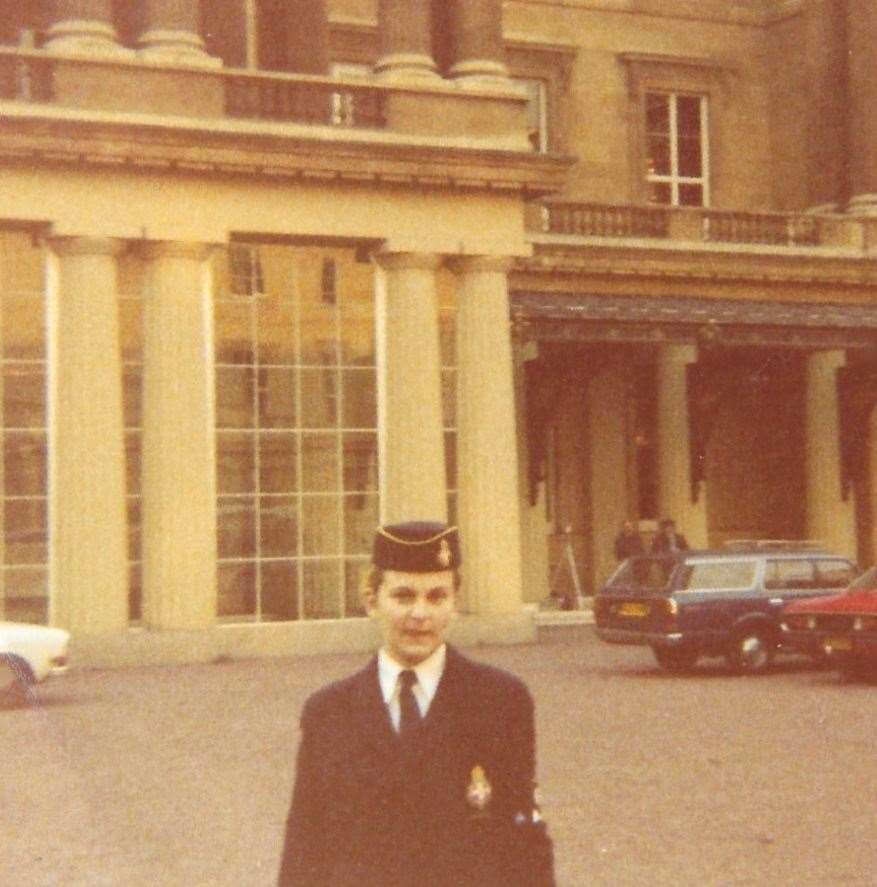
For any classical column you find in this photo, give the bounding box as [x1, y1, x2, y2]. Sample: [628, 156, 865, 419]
[46, 237, 129, 634]
[454, 257, 522, 614]
[140, 243, 218, 631]
[375, 0, 439, 81]
[846, 1, 877, 215]
[137, 0, 220, 66]
[373, 253, 447, 525]
[45, 0, 132, 56]
[805, 351, 857, 558]
[446, 0, 509, 87]
[656, 344, 708, 547]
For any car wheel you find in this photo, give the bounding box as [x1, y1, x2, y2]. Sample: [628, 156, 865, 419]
[0, 654, 35, 705]
[727, 628, 774, 675]
[652, 645, 699, 672]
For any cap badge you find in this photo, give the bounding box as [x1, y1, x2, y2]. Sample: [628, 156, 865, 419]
[466, 765, 492, 811]
[437, 538, 452, 568]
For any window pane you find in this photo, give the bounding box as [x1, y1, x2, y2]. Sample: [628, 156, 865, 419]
[216, 432, 256, 494]
[301, 495, 340, 555]
[4, 367, 45, 428]
[261, 560, 299, 621]
[258, 296, 297, 365]
[816, 560, 856, 588]
[5, 432, 47, 496]
[338, 261, 375, 366]
[764, 560, 815, 590]
[258, 368, 296, 428]
[5, 497, 47, 565]
[127, 498, 141, 562]
[218, 562, 256, 617]
[678, 184, 704, 206]
[3, 567, 47, 623]
[649, 182, 672, 205]
[678, 135, 703, 177]
[216, 366, 255, 428]
[214, 300, 254, 364]
[439, 311, 456, 367]
[683, 561, 757, 591]
[302, 559, 342, 619]
[299, 368, 337, 428]
[301, 432, 339, 492]
[445, 430, 457, 491]
[646, 93, 670, 133]
[441, 370, 456, 428]
[344, 559, 369, 617]
[218, 496, 257, 558]
[344, 492, 378, 556]
[119, 297, 143, 364]
[260, 495, 298, 557]
[259, 432, 298, 493]
[647, 135, 671, 176]
[129, 564, 142, 622]
[122, 365, 142, 429]
[677, 95, 702, 136]
[3, 297, 45, 360]
[341, 369, 377, 428]
[125, 432, 141, 497]
[342, 432, 377, 493]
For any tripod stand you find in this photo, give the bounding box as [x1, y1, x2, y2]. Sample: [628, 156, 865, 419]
[549, 524, 584, 610]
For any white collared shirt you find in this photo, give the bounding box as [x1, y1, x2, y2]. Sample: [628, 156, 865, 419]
[377, 644, 447, 732]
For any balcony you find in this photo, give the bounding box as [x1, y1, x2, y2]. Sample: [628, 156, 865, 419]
[530, 201, 877, 253]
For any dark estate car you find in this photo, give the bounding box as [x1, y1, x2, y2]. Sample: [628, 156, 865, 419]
[781, 566, 877, 680]
[594, 545, 858, 674]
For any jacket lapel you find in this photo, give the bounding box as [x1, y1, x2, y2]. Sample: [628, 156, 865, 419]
[351, 656, 398, 759]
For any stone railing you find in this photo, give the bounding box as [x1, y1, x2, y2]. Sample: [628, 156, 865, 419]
[532, 201, 877, 251]
[224, 70, 386, 129]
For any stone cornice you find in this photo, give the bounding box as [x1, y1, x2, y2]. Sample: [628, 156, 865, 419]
[0, 106, 574, 196]
[515, 241, 877, 289]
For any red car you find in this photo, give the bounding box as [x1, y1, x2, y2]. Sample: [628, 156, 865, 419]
[781, 566, 877, 679]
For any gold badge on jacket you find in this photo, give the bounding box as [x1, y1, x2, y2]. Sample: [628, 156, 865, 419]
[466, 765, 492, 811]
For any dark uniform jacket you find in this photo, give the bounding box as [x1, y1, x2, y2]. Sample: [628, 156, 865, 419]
[277, 645, 554, 887]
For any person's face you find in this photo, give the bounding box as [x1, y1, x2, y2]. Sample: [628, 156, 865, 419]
[367, 569, 458, 666]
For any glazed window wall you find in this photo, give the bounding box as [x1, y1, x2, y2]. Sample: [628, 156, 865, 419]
[214, 244, 378, 621]
[438, 269, 458, 526]
[0, 232, 49, 624]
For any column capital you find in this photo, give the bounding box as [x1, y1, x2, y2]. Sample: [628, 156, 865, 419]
[47, 236, 125, 258]
[137, 30, 221, 67]
[449, 255, 513, 275]
[372, 251, 442, 272]
[137, 241, 217, 262]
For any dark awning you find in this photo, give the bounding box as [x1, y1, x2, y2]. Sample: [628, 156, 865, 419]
[511, 292, 877, 349]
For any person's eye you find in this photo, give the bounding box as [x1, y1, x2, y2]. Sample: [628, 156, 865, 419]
[427, 589, 449, 603]
[392, 589, 416, 603]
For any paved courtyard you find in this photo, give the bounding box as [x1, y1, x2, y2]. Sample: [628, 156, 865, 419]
[4, 626, 876, 886]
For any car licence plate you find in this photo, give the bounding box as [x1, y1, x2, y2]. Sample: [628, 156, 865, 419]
[827, 636, 853, 651]
[618, 602, 649, 618]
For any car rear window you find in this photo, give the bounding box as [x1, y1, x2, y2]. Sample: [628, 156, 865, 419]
[680, 561, 756, 591]
[764, 559, 816, 589]
[814, 560, 856, 588]
[606, 557, 674, 592]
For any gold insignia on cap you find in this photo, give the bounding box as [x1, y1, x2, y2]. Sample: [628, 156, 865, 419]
[437, 538, 452, 568]
[466, 765, 492, 811]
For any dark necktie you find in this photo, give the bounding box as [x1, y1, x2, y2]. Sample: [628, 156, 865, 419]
[398, 669, 422, 736]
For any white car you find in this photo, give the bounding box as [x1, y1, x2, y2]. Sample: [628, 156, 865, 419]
[0, 621, 70, 702]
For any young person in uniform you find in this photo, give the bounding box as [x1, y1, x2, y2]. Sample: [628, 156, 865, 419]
[277, 520, 555, 887]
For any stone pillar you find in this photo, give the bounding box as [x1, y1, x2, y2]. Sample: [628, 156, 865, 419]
[373, 253, 447, 525]
[46, 237, 129, 634]
[138, 0, 220, 66]
[140, 243, 218, 630]
[286, 0, 329, 74]
[454, 257, 522, 614]
[846, 1, 877, 215]
[375, 0, 439, 81]
[805, 351, 857, 558]
[45, 0, 132, 56]
[446, 0, 509, 87]
[656, 344, 708, 547]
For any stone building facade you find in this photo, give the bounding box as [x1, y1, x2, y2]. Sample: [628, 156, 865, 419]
[0, 0, 875, 666]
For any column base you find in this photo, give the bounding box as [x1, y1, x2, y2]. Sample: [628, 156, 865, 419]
[45, 20, 135, 58]
[449, 58, 511, 90]
[846, 194, 877, 216]
[138, 30, 222, 68]
[374, 52, 441, 83]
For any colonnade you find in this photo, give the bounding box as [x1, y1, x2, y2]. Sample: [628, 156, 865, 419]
[41, 0, 508, 85]
[42, 238, 523, 635]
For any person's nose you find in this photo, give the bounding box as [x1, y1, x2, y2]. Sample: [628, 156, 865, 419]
[409, 595, 428, 620]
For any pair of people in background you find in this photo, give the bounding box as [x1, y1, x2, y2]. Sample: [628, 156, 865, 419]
[614, 517, 689, 562]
